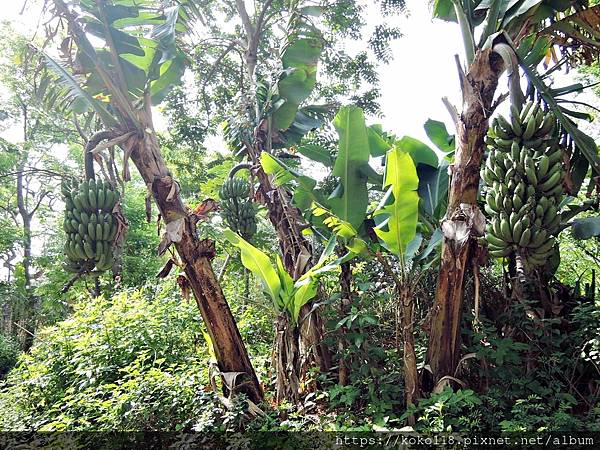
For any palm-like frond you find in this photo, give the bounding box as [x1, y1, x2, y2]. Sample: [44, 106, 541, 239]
[540, 5, 600, 65]
[42, 52, 117, 127]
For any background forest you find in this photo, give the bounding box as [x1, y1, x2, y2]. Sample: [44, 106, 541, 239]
[0, 0, 600, 437]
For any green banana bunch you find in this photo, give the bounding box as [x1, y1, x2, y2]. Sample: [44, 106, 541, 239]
[482, 103, 564, 270]
[218, 177, 257, 240]
[219, 177, 251, 200]
[61, 178, 120, 274]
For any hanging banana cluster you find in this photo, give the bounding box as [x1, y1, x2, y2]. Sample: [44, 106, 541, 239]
[61, 178, 119, 273]
[219, 178, 257, 240]
[482, 101, 564, 268]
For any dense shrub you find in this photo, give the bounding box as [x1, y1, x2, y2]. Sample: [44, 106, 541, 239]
[0, 284, 260, 431]
[0, 334, 18, 378]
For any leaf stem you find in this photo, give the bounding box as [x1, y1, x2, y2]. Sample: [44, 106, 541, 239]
[452, 0, 476, 66]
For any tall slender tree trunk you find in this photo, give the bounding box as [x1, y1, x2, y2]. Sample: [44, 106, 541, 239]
[16, 169, 32, 291]
[338, 260, 352, 386]
[426, 49, 503, 384]
[16, 109, 36, 351]
[126, 109, 263, 404]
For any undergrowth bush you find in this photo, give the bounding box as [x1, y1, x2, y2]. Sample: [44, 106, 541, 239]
[0, 333, 18, 378]
[0, 283, 267, 431]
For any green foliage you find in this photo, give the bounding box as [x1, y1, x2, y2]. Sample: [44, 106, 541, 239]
[373, 146, 420, 260]
[0, 334, 18, 378]
[329, 106, 372, 229]
[223, 230, 338, 323]
[404, 388, 483, 432]
[272, 7, 324, 130]
[0, 286, 214, 430]
[499, 395, 583, 432]
[119, 185, 164, 287]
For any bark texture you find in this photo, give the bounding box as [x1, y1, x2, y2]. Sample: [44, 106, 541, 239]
[426, 49, 503, 383]
[400, 287, 418, 423]
[337, 260, 352, 386]
[250, 149, 330, 402]
[127, 111, 263, 404]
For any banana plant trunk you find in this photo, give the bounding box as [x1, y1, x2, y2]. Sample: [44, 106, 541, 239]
[127, 109, 263, 404]
[400, 286, 418, 424]
[426, 49, 503, 384]
[250, 149, 331, 402]
[338, 259, 352, 386]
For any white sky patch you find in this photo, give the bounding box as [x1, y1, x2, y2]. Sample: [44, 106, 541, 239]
[359, 0, 464, 144]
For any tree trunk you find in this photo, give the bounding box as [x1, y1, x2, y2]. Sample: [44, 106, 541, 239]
[274, 314, 301, 403]
[400, 287, 418, 424]
[338, 260, 352, 386]
[127, 110, 263, 404]
[16, 160, 32, 291]
[426, 49, 503, 384]
[16, 115, 36, 351]
[250, 150, 331, 401]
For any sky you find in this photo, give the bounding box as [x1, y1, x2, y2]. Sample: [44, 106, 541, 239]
[0, 0, 598, 270]
[1, 0, 597, 145]
[0, 0, 465, 147]
[360, 0, 464, 142]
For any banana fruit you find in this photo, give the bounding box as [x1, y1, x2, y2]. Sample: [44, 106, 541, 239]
[482, 101, 564, 270]
[61, 178, 120, 274]
[219, 177, 257, 240]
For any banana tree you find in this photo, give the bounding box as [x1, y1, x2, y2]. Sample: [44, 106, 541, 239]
[218, 3, 336, 397]
[260, 105, 382, 388]
[372, 146, 422, 417]
[308, 143, 442, 421]
[262, 106, 448, 412]
[426, 0, 600, 386]
[45, 0, 262, 403]
[223, 229, 345, 402]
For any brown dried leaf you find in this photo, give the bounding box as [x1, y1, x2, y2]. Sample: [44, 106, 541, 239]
[157, 259, 175, 279]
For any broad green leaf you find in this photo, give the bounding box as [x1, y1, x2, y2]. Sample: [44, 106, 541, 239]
[329, 106, 371, 229]
[149, 55, 186, 104]
[276, 255, 294, 310]
[311, 203, 358, 240]
[502, 0, 543, 27]
[296, 144, 333, 166]
[367, 125, 393, 157]
[358, 164, 384, 185]
[417, 159, 450, 219]
[476, 0, 521, 22]
[416, 228, 443, 262]
[314, 234, 337, 269]
[276, 105, 328, 146]
[374, 147, 420, 260]
[260, 152, 321, 210]
[260, 152, 298, 186]
[112, 11, 164, 28]
[43, 53, 117, 127]
[85, 21, 145, 57]
[432, 0, 457, 22]
[273, 18, 323, 131]
[278, 68, 315, 104]
[223, 230, 281, 303]
[345, 238, 368, 255]
[479, 0, 503, 46]
[273, 101, 300, 130]
[282, 38, 322, 67]
[424, 119, 455, 153]
[291, 277, 319, 323]
[396, 136, 439, 168]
